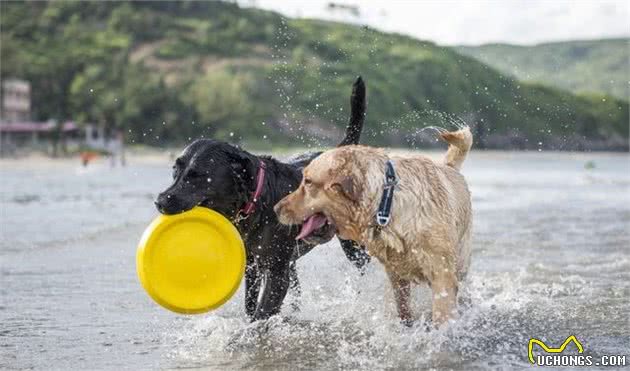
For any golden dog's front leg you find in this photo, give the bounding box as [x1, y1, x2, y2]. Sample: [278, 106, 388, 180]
[386, 268, 413, 326]
[430, 271, 458, 327]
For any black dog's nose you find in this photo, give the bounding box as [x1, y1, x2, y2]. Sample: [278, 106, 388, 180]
[155, 193, 188, 215]
[154, 200, 165, 213]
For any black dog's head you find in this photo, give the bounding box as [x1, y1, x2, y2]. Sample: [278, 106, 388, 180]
[155, 139, 252, 215]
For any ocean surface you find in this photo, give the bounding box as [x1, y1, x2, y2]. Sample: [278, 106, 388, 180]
[1, 151, 629, 370]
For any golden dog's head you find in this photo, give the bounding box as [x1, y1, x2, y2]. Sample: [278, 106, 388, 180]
[274, 147, 365, 242]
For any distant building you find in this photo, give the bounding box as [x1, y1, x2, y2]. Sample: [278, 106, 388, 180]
[326, 2, 360, 17]
[1, 78, 31, 122]
[0, 78, 124, 160]
[0, 79, 81, 156]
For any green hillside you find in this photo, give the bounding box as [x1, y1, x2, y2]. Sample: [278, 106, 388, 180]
[457, 39, 629, 101]
[1, 1, 628, 151]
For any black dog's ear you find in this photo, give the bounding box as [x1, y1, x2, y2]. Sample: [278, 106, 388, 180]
[230, 161, 243, 173]
[228, 150, 253, 177]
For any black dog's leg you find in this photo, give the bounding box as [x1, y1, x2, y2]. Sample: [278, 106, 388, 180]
[288, 261, 301, 312]
[252, 261, 291, 321]
[245, 258, 261, 319]
[340, 239, 370, 273]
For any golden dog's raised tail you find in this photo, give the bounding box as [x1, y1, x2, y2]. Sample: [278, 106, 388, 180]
[440, 127, 473, 171]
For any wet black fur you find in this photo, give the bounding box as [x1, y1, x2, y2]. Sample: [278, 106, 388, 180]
[155, 77, 370, 321]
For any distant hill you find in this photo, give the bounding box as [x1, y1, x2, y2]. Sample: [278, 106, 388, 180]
[1, 2, 627, 151]
[457, 39, 629, 101]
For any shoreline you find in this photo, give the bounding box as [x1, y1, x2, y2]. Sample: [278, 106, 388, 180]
[1, 147, 627, 165]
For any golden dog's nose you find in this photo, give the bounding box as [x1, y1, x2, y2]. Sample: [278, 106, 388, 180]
[274, 198, 295, 225]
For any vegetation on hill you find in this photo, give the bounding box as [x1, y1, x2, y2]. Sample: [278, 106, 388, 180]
[1, 1, 627, 151]
[456, 39, 629, 101]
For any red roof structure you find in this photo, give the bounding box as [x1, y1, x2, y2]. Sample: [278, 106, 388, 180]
[0, 121, 79, 133]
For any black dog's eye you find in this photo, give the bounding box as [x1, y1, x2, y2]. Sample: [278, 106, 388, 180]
[186, 169, 203, 178]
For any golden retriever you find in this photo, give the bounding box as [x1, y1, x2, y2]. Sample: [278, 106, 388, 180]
[274, 127, 473, 326]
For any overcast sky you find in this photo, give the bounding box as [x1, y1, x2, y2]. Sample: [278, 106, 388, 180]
[244, 0, 630, 45]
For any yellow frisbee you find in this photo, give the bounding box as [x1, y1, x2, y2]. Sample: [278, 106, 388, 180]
[136, 207, 246, 314]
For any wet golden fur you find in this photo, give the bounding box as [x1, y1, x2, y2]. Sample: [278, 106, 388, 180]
[275, 128, 473, 326]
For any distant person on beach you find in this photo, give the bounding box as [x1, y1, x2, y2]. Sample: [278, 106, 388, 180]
[80, 151, 98, 167]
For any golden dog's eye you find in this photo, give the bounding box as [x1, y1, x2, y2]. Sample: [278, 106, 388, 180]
[304, 178, 312, 186]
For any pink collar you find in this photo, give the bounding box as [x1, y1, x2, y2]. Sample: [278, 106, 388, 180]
[238, 161, 266, 218]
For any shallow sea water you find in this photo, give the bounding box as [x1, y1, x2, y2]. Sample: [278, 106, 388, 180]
[1, 151, 629, 370]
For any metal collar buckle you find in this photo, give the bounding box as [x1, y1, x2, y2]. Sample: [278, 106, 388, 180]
[233, 210, 249, 224]
[376, 212, 390, 226]
[383, 177, 398, 189]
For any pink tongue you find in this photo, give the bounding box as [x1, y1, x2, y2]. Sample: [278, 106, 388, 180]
[296, 214, 327, 240]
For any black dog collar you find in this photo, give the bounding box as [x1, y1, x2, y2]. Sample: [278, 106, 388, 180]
[376, 160, 397, 227]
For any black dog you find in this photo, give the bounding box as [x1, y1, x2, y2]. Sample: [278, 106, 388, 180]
[155, 77, 370, 321]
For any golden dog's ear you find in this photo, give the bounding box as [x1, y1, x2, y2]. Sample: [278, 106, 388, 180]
[329, 175, 360, 202]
